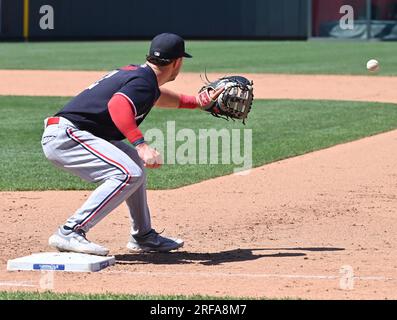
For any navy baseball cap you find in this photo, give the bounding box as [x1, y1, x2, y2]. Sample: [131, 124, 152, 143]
[149, 33, 192, 60]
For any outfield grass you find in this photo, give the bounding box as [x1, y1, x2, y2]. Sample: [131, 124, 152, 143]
[1, 96, 397, 191]
[0, 291, 254, 300]
[0, 40, 396, 75]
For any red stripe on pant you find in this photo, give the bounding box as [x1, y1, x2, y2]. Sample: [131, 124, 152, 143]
[80, 175, 131, 228]
[67, 128, 132, 229]
[67, 128, 130, 174]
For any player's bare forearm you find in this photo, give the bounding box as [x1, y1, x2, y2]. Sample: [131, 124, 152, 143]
[155, 86, 225, 110]
[155, 88, 181, 108]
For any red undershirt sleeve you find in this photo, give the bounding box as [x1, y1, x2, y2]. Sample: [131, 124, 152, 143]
[108, 94, 144, 146]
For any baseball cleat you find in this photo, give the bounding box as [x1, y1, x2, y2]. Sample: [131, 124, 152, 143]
[48, 227, 109, 256]
[127, 229, 184, 252]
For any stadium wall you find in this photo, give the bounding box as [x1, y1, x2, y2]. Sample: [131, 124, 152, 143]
[0, 0, 309, 41]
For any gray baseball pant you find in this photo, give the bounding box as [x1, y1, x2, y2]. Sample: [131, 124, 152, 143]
[41, 117, 151, 236]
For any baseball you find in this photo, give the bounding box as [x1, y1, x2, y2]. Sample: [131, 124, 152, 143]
[366, 59, 379, 72]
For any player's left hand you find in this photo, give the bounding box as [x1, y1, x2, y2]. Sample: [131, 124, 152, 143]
[196, 86, 225, 109]
[197, 76, 254, 123]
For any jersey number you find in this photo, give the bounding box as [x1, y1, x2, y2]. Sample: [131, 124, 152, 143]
[87, 70, 120, 90]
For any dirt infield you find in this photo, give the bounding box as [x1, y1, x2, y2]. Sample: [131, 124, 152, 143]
[1, 70, 397, 299]
[1, 69, 397, 103]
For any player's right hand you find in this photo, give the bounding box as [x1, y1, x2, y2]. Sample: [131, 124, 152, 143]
[136, 143, 163, 169]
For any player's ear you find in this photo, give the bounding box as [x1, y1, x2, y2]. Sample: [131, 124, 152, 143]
[173, 58, 182, 68]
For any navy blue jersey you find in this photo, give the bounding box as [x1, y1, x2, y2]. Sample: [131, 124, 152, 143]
[56, 64, 161, 141]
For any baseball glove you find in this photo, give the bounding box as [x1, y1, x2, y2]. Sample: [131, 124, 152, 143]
[197, 76, 254, 124]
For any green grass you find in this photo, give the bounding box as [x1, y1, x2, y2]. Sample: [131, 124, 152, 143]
[0, 40, 396, 74]
[0, 291, 255, 300]
[1, 96, 397, 191]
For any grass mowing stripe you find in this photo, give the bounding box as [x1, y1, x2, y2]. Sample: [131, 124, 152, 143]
[0, 41, 396, 75]
[1, 96, 397, 191]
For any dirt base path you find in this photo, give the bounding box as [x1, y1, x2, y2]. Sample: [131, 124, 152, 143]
[1, 69, 397, 103]
[1, 130, 397, 299]
[1, 70, 397, 299]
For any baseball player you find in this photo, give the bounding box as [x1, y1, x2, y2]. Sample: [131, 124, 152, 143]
[41, 33, 223, 256]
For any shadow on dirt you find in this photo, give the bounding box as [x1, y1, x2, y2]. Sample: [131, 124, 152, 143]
[260, 247, 345, 252]
[115, 247, 343, 266]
